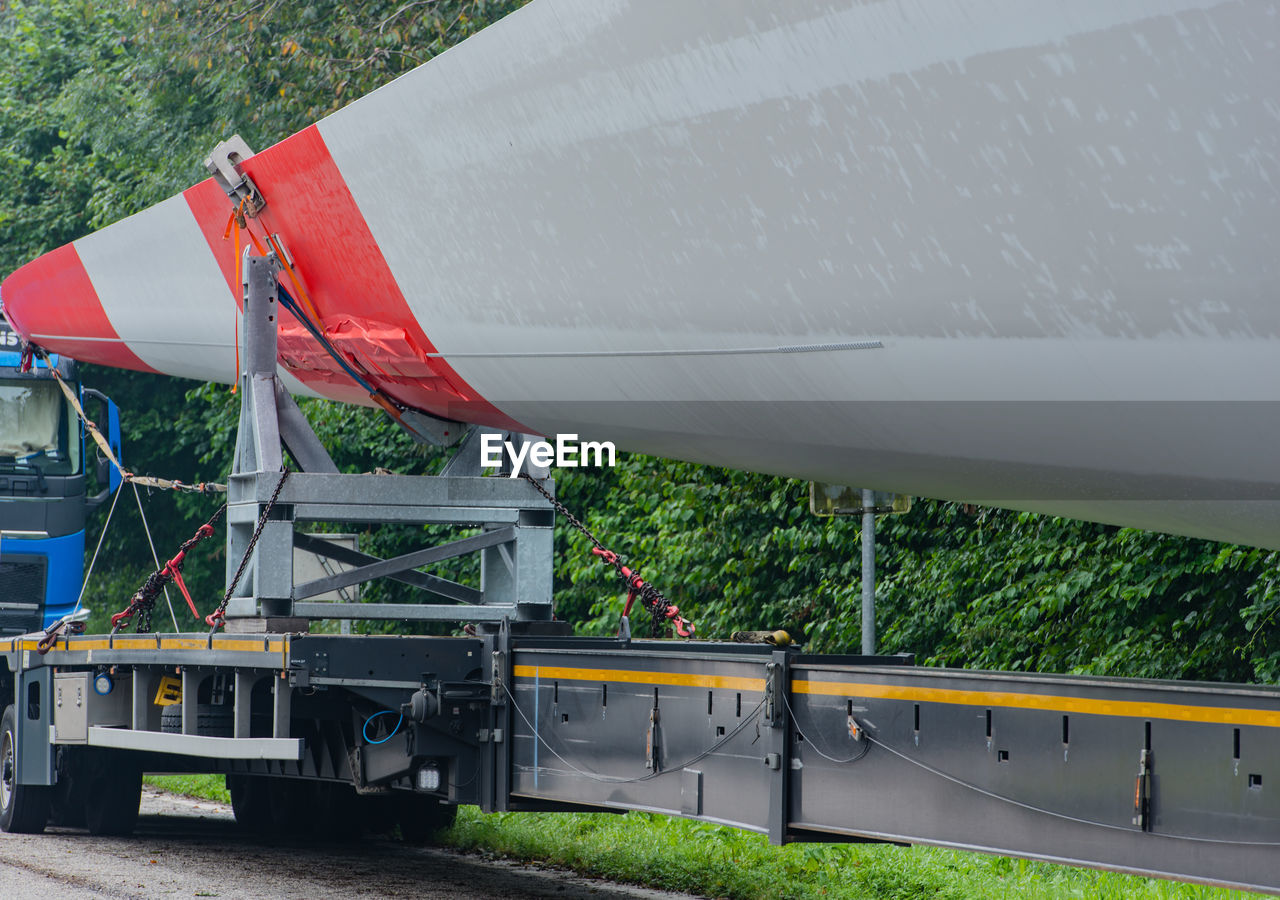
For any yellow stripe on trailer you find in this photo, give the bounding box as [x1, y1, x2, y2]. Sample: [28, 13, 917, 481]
[213, 638, 287, 653]
[793, 679, 1280, 729]
[3, 638, 43, 653]
[513, 664, 764, 693]
[1, 633, 288, 661]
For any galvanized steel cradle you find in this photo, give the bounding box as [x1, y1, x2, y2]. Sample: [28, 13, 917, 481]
[223, 252, 556, 628]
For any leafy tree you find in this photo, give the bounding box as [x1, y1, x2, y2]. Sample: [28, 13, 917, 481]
[126, 0, 529, 148]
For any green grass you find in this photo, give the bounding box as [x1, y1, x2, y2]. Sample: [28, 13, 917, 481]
[145, 774, 231, 804]
[144, 774, 1261, 899]
[442, 807, 1260, 900]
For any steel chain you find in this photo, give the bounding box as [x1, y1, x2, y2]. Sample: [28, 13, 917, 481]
[519, 472, 693, 638]
[110, 504, 227, 635]
[207, 468, 291, 631]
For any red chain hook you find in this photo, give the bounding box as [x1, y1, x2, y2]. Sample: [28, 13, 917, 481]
[591, 547, 696, 638]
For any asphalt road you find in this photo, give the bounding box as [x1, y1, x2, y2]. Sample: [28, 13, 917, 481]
[0, 788, 699, 900]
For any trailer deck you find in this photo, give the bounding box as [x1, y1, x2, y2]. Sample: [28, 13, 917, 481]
[5, 630, 1278, 891]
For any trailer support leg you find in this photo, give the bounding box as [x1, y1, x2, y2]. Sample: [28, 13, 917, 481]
[273, 676, 291, 740]
[765, 650, 792, 844]
[234, 671, 255, 739]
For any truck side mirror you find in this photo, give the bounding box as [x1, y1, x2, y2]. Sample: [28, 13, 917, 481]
[96, 453, 111, 486]
[105, 398, 122, 492]
[81, 388, 123, 493]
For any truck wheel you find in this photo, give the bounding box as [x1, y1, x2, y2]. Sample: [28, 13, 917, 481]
[160, 704, 233, 737]
[49, 775, 88, 828]
[313, 781, 362, 839]
[49, 754, 88, 829]
[1, 704, 51, 834]
[227, 774, 272, 832]
[356, 793, 399, 836]
[268, 777, 318, 833]
[396, 794, 457, 845]
[82, 751, 141, 836]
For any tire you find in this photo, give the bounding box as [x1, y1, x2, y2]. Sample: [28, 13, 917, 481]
[312, 781, 363, 840]
[396, 794, 457, 845]
[82, 750, 141, 836]
[49, 753, 88, 829]
[160, 704, 233, 737]
[267, 777, 319, 833]
[354, 793, 399, 837]
[227, 774, 273, 832]
[0, 704, 50, 834]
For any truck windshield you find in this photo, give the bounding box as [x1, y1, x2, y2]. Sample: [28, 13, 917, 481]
[0, 378, 81, 476]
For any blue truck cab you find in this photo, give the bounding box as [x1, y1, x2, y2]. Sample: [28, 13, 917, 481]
[0, 315, 120, 636]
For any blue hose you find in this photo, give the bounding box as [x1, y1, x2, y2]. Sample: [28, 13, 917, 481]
[363, 710, 404, 745]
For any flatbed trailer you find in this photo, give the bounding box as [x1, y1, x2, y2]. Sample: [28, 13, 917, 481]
[4, 629, 1279, 891]
[3, 254, 1278, 894]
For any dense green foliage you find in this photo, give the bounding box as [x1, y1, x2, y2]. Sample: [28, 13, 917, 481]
[1, 0, 1277, 685]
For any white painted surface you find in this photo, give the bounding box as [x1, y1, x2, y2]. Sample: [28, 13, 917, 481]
[318, 0, 1280, 543]
[73, 195, 238, 382]
[13, 0, 1280, 545]
[65, 196, 322, 397]
[325, 0, 1277, 362]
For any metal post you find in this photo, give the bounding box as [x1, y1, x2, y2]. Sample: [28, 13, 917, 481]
[226, 252, 295, 621]
[861, 488, 875, 655]
[765, 650, 792, 844]
[243, 253, 280, 388]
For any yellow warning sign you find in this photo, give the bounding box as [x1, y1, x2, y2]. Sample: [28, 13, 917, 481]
[154, 675, 182, 706]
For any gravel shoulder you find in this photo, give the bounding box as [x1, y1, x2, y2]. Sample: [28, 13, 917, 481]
[0, 788, 701, 900]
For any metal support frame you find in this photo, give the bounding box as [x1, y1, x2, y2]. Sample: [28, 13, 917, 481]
[225, 252, 555, 627]
[181, 667, 201, 736]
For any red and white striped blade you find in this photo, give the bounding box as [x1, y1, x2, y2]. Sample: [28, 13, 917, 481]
[5, 0, 1280, 547]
